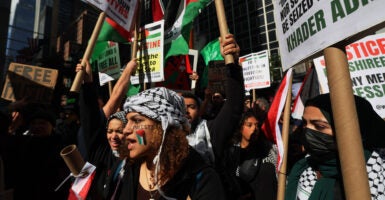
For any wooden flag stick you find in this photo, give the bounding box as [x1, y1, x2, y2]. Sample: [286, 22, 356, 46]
[108, 81, 113, 97]
[131, 0, 147, 91]
[276, 72, 292, 200]
[214, 0, 234, 64]
[252, 89, 256, 102]
[70, 12, 106, 92]
[324, 44, 371, 200]
[131, 1, 140, 60]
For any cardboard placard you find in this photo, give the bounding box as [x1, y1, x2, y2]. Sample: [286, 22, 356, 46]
[1, 62, 58, 102]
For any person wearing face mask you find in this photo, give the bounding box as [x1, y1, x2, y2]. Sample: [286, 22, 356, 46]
[285, 93, 385, 200]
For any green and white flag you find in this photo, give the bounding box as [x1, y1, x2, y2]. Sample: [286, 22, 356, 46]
[199, 38, 223, 87]
[164, 0, 212, 60]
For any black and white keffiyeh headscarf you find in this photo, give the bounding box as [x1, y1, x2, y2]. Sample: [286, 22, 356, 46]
[123, 87, 189, 199]
[107, 111, 128, 126]
[123, 87, 188, 130]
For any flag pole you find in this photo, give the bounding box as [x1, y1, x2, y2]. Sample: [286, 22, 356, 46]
[131, 0, 145, 90]
[214, 0, 234, 64]
[252, 89, 256, 102]
[276, 71, 292, 200]
[323, 44, 371, 200]
[70, 12, 106, 92]
[108, 81, 113, 97]
[131, 3, 140, 60]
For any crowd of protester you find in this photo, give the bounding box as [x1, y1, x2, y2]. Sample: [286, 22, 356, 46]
[1, 33, 384, 200]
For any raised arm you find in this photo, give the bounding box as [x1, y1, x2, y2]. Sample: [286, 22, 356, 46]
[77, 59, 137, 157]
[77, 60, 105, 157]
[208, 34, 244, 160]
[102, 59, 137, 117]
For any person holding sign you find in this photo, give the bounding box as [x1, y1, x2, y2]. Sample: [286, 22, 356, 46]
[285, 94, 385, 199]
[74, 59, 137, 199]
[181, 33, 244, 166]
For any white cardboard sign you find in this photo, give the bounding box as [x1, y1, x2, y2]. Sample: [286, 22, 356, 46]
[273, 0, 385, 70]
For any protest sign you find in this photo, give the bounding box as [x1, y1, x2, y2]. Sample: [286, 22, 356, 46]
[313, 32, 385, 118]
[273, 0, 385, 70]
[239, 50, 271, 90]
[92, 42, 121, 86]
[207, 60, 227, 95]
[130, 20, 164, 84]
[1, 63, 58, 102]
[86, 0, 138, 32]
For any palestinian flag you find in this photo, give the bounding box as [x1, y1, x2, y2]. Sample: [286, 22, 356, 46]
[261, 68, 293, 171]
[152, 0, 165, 22]
[97, 17, 132, 43]
[164, 0, 212, 60]
[67, 162, 96, 200]
[155, 55, 192, 91]
[291, 66, 321, 120]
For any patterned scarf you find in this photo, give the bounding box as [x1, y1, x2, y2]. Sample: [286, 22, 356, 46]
[286, 150, 385, 199]
[107, 111, 128, 126]
[123, 87, 188, 130]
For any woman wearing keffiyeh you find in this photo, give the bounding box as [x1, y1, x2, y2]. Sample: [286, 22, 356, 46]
[107, 87, 225, 200]
[285, 93, 385, 200]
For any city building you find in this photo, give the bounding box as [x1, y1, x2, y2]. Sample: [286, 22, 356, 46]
[0, 0, 12, 81]
[195, 0, 284, 83]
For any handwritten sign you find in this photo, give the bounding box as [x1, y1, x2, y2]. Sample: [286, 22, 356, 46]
[239, 50, 271, 90]
[94, 42, 121, 86]
[1, 63, 58, 102]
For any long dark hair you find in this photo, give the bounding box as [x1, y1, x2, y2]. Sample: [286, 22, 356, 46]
[233, 109, 272, 158]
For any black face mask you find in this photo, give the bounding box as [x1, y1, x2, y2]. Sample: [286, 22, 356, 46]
[302, 128, 338, 164]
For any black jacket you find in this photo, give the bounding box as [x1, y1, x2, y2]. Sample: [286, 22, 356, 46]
[104, 148, 225, 200]
[206, 63, 245, 163]
[222, 142, 277, 200]
[78, 83, 118, 199]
